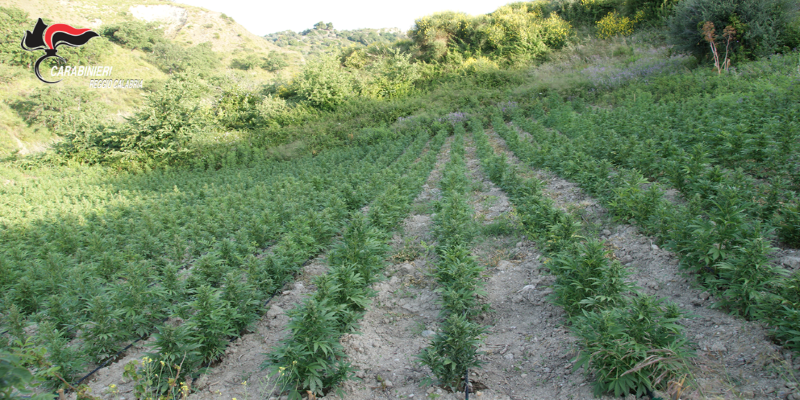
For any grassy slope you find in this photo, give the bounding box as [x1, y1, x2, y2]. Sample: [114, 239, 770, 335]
[0, 0, 301, 157]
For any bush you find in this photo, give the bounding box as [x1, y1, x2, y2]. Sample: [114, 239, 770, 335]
[14, 86, 100, 133]
[212, 79, 260, 130]
[0, 7, 36, 67]
[409, 3, 572, 63]
[230, 54, 261, 70]
[150, 41, 219, 75]
[668, 0, 798, 60]
[262, 51, 290, 71]
[101, 21, 165, 51]
[623, 0, 680, 22]
[109, 74, 211, 166]
[596, 11, 639, 38]
[295, 54, 354, 110]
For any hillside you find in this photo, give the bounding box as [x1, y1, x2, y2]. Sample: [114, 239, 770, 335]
[0, 0, 302, 157]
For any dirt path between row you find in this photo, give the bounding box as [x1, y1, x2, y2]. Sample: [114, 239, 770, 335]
[329, 137, 453, 400]
[489, 128, 799, 400]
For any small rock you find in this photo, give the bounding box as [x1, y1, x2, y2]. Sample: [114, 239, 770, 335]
[516, 242, 523, 248]
[504, 353, 514, 360]
[398, 262, 415, 276]
[699, 292, 710, 301]
[543, 367, 551, 373]
[521, 373, 527, 378]
[691, 298, 703, 307]
[651, 244, 659, 251]
[710, 342, 727, 353]
[422, 330, 435, 337]
[602, 229, 611, 236]
[778, 390, 791, 399]
[740, 390, 755, 399]
[781, 256, 800, 269]
[293, 282, 304, 291]
[476, 391, 483, 397]
[195, 375, 209, 390]
[427, 387, 434, 394]
[384, 380, 393, 388]
[497, 260, 513, 271]
[621, 255, 633, 264]
[355, 370, 365, 379]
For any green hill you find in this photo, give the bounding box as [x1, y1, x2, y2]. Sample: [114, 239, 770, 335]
[0, 0, 301, 157]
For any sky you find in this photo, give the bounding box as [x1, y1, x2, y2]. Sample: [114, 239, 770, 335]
[175, 0, 518, 35]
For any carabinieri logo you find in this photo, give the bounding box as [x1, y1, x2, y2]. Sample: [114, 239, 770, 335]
[20, 18, 99, 84]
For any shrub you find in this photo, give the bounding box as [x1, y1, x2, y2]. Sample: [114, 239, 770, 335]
[295, 54, 354, 110]
[101, 21, 165, 51]
[409, 3, 572, 63]
[623, 0, 679, 23]
[230, 54, 261, 70]
[109, 74, 211, 166]
[596, 11, 639, 39]
[212, 79, 261, 130]
[262, 51, 290, 71]
[14, 86, 102, 134]
[150, 41, 219, 75]
[0, 7, 36, 67]
[668, 0, 798, 60]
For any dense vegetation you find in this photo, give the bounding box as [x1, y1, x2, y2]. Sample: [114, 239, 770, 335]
[2, 0, 800, 397]
[264, 23, 407, 57]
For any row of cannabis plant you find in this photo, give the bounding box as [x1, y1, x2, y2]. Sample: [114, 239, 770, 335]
[473, 115, 694, 397]
[418, 126, 488, 393]
[261, 129, 447, 399]
[500, 104, 800, 355]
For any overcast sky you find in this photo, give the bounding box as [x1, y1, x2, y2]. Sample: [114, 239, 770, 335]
[175, 0, 517, 35]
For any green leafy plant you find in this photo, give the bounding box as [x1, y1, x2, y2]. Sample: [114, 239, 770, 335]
[294, 54, 354, 110]
[123, 356, 191, 400]
[547, 240, 636, 316]
[433, 245, 488, 318]
[187, 285, 237, 364]
[263, 297, 353, 399]
[0, 340, 60, 399]
[668, 0, 797, 59]
[418, 313, 486, 392]
[711, 237, 784, 319]
[572, 296, 693, 397]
